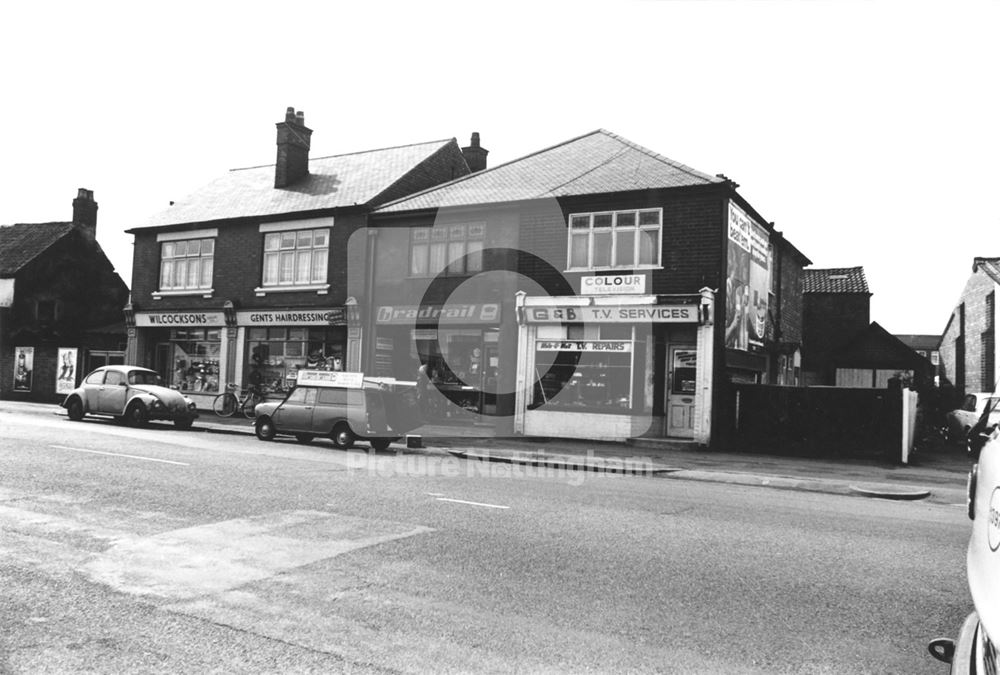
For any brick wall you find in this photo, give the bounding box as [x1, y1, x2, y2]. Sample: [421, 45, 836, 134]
[940, 269, 998, 394]
[372, 141, 471, 206]
[801, 292, 871, 379]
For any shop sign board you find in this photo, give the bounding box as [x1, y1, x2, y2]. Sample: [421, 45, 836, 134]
[536, 340, 633, 352]
[135, 311, 225, 327]
[296, 369, 365, 389]
[726, 201, 771, 351]
[238, 309, 346, 326]
[376, 303, 501, 325]
[579, 274, 646, 295]
[526, 304, 696, 323]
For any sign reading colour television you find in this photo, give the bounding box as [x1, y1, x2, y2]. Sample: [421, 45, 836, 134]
[579, 274, 646, 295]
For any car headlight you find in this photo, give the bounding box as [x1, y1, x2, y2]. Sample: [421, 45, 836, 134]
[150, 399, 164, 410]
[186, 400, 197, 410]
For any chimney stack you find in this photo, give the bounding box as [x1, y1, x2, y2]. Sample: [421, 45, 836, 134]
[72, 188, 98, 240]
[275, 107, 312, 188]
[462, 132, 489, 173]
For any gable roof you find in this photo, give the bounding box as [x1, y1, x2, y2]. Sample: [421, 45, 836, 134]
[895, 334, 941, 352]
[802, 266, 870, 294]
[0, 222, 75, 276]
[375, 129, 724, 213]
[833, 321, 932, 370]
[136, 139, 461, 229]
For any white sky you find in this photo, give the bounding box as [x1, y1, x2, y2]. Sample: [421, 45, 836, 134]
[1, 0, 996, 336]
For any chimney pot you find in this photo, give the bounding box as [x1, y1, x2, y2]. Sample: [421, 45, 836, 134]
[461, 132, 489, 173]
[275, 106, 313, 188]
[72, 187, 98, 240]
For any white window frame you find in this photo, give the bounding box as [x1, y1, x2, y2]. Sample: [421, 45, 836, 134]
[255, 222, 332, 296]
[409, 223, 485, 278]
[155, 229, 217, 298]
[565, 208, 663, 272]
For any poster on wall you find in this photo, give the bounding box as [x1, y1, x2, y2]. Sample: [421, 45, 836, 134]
[725, 202, 772, 351]
[56, 348, 78, 394]
[13, 346, 34, 392]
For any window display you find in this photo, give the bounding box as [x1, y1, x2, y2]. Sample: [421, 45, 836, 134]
[247, 326, 345, 394]
[168, 328, 221, 393]
[531, 339, 637, 411]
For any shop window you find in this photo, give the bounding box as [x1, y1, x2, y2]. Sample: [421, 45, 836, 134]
[261, 228, 329, 287]
[247, 326, 345, 394]
[159, 238, 214, 291]
[410, 223, 484, 277]
[530, 327, 641, 412]
[167, 328, 222, 393]
[567, 209, 661, 271]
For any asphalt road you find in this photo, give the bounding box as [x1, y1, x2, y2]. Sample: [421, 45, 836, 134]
[0, 405, 974, 674]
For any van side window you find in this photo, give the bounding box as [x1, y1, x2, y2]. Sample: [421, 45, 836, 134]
[285, 387, 316, 405]
[318, 388, 348, 406]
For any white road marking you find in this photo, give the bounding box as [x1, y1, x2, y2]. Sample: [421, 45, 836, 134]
[435, 497, 509, 509]
[425, 492, 445, 497]
[50, 445, 189, 466]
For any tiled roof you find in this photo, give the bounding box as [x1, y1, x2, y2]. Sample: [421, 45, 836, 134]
[137, 139, 458, 229]
[802, 266, 870, 294]
[375, 129, 724, 213]
[0, 222, 74, 276]
[974, 257, 1000, 285]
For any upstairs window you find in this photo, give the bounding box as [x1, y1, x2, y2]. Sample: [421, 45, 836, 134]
[262, 228, 329, 287]
[410, 223, 485, 277]
[567, 209, 662, 271]
[159, 238, 214, 291]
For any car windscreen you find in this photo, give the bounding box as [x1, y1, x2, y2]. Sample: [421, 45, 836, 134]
[128, 371, 160, 386]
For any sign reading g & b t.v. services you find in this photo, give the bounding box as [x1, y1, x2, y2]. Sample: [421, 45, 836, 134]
[526, 304, 696, 323]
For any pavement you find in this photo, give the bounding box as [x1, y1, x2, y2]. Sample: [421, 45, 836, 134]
[191, 411, 974, 506]
[6, 400, 973, 505]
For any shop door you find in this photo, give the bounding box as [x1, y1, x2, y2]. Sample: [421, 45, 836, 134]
[666, 346, 697, 438]
[480, 343, 499, 415]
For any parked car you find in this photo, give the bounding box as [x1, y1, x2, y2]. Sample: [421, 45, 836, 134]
[62, 365, 199, 429]
[945, 393, 1000, 445]
[928, 425, 1000, 672]
[253, 370, 421, 450]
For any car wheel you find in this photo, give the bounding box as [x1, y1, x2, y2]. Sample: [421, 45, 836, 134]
[295, 434, 314, 445]
[67, 398, 84, 421]
[126, 402, 148, 427]
[370, 438, 392, 452]
[174, 417, 194, 430]
[330, 423, 355, 450]
[255, 416, 276, 441]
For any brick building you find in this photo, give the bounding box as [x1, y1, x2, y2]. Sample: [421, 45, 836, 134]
[0, 189, 129, 402]
[801, 267, 872, 385]
[124, 107, 472, 409]
[370, 130, 810, 444]
[939, 257, 1000, 396]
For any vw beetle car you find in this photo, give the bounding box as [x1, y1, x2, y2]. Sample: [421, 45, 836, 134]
[253, 370, 420, 451]
[928, 420, 1000, 672]
[62, 365, 199, 429]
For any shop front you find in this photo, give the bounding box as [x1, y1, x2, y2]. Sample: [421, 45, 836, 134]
[372, 302, 510, 424]
[131, 307, 349, 409]
[133, 309, 228, 410]
[514, 289, 715, 443]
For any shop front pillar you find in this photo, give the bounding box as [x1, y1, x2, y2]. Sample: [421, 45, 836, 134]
[693, 287, 715, 446]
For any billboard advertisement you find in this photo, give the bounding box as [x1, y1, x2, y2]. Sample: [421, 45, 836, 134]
[56, 348, 78, 394]
[725, 202, 771, 351]
[13, 347, 34, 392]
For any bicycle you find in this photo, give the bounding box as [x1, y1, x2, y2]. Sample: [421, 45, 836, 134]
[212, 384, 263, 419]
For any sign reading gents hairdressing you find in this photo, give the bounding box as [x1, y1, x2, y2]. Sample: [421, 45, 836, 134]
[135, 311, 226, 327]
[526, 304, 696, 323]
[237, 309, 346, 326]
